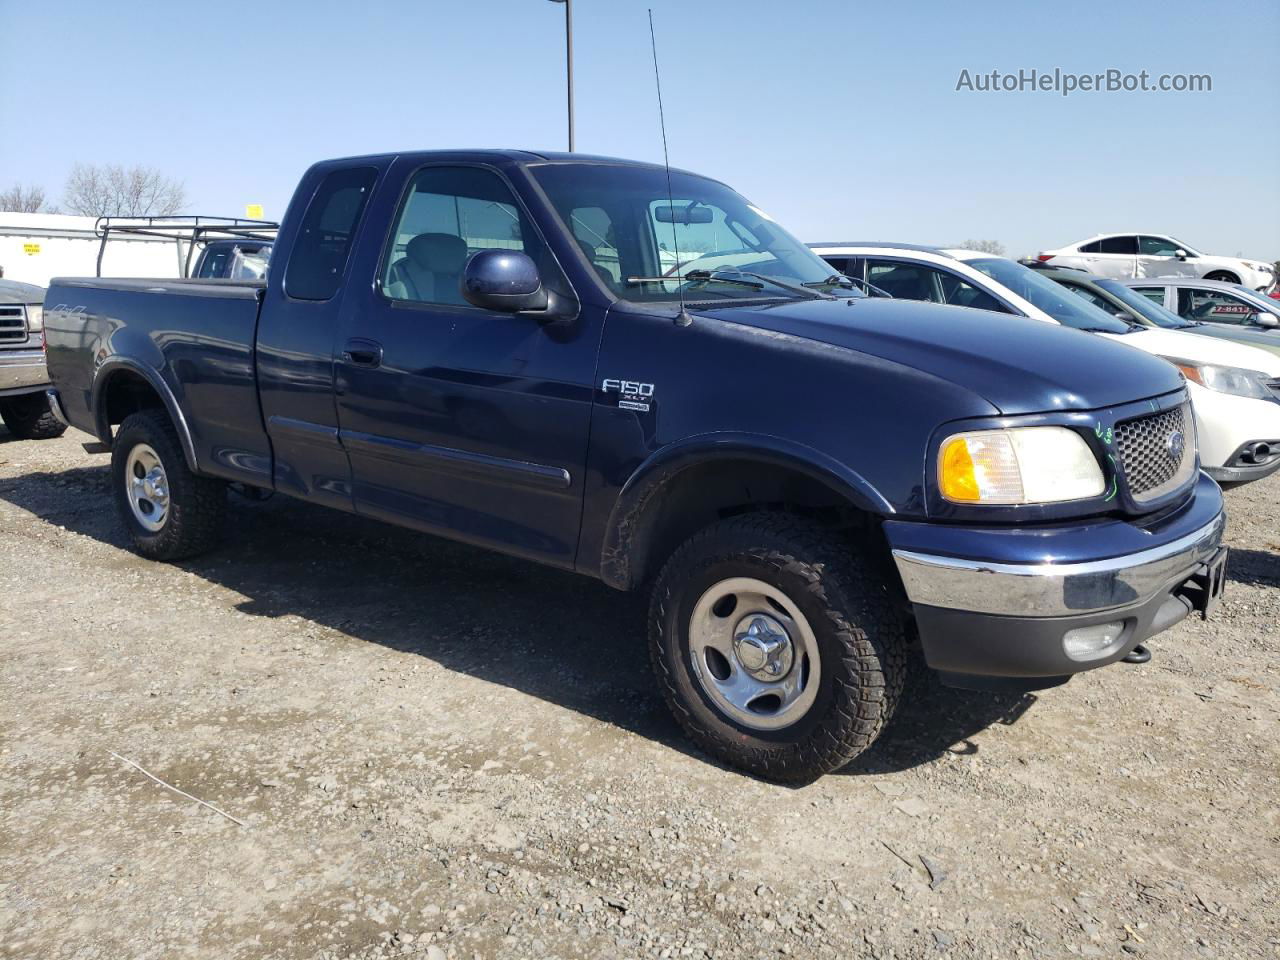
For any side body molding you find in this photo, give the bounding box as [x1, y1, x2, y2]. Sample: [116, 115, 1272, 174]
[91, 357, 201, 472]
[598, 432, 894, 590]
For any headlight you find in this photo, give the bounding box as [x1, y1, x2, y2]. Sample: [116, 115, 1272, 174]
[1172, 360, 1272, 399]
[938, 426, 1105, 504]
[25, 304, 43, 332]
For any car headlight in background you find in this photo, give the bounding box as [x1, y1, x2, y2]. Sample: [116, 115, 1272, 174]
[1171, 360, 1272, 400]
[25, 304, 43, 332]
[938, 426, 1105, 504]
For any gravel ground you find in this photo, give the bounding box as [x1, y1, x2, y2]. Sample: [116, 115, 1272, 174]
[1, 429, 1277, 960]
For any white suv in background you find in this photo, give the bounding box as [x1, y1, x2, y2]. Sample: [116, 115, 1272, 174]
[1035, 234, 1276, 292]
[809, 243, 1280, 485]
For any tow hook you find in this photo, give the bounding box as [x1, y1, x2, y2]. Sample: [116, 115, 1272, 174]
[1121, 644, 1151, 664]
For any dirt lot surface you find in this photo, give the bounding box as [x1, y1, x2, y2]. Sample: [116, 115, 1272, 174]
[2, 429, 1278, 960]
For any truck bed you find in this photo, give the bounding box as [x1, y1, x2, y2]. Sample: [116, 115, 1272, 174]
[44, 275, 272, 488]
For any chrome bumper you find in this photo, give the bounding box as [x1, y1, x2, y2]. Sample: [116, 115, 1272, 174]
[892, 511, 1225, 617]
[0, 348, 50, 393]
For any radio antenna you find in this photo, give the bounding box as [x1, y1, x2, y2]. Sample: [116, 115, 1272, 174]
[648, 8, 692, 327]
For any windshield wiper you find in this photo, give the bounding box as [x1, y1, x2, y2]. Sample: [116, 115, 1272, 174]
[802, 274, 892, 297]
[720, 269, 835, 300]
[627, 268, 829, 300]
[626, 273, 765, 291]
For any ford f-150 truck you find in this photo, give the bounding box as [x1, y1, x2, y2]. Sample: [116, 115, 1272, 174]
[43, 150, 1227, 782]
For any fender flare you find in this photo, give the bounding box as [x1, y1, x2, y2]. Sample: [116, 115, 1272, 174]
[599, 432, 893, 590]
[91, 357, 200, 472]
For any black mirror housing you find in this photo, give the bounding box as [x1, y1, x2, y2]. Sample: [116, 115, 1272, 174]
[461, 250, 549, 313]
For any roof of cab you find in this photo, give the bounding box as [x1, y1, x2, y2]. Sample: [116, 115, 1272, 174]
[315, 148, 703, 178]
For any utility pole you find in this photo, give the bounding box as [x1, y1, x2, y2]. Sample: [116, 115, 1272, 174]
[547, 0, 575, 151]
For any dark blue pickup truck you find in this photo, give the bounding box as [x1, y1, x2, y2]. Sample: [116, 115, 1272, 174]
[43, 150, 1227, 781]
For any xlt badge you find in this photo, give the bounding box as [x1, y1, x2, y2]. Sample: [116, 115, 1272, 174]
[602, 378, 655, 412]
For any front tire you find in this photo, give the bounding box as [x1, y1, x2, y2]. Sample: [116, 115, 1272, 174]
[649, 514, 907, 783]
[0, 393, 67, 440]
[112, 409, 226, 560]
[1204, 271, 1239, 284]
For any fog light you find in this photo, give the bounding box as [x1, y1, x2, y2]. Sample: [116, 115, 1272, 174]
[1062, 622, 1126, 662]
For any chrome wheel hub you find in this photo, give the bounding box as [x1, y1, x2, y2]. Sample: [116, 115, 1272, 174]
[126, 443, 170, 533]
[687, 577, 820, 731]
[733, 614, 793, 680]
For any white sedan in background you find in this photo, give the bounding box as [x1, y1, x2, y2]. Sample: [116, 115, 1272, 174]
[1034, 233, 1275, 292]
[810, 242, 1280, 485]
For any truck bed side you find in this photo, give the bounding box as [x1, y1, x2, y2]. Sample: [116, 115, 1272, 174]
[44, 277, 273, 488]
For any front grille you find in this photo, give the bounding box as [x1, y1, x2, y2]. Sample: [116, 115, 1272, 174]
[0, 305, 27, 342]
[1114, 403, 1195, 503]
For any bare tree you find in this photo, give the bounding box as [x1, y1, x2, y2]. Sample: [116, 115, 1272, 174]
[62, 163, 187, 218]
[957, 238, 1006, 256]
[0, 183, 54, 213]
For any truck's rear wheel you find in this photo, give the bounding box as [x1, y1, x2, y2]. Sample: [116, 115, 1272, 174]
[112, 409, 225, 560]
[0, 393, 67, 440]
[649, 514, 906, 783]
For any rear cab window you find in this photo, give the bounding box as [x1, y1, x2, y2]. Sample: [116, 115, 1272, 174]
[285, 166, 379, 301]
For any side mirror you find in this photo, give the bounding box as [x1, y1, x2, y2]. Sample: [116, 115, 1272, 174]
[461, 250, 549, 313]
[1174, 249, 1189, 260]
[1255, 313, 1279, 329]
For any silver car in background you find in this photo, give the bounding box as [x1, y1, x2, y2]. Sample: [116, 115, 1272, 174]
[0, 279, 66, 439]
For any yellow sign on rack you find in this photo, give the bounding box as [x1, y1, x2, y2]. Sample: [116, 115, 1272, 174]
[245, 204, 264, 219]
[23, 243, 40, 255]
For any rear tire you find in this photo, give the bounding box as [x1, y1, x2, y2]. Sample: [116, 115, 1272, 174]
[112, 409, 226, 560]
[0, 393, 67, 440]
[649, 514, 907, 783]
[1204, 271, 1239, 284]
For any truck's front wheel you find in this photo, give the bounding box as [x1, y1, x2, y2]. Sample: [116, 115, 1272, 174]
[0, 393, 67, 440]
[112, 409, 226, 560]
[650, 514, 906, 783]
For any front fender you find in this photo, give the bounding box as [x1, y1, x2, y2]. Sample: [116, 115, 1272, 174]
[598, 432, 893, 590]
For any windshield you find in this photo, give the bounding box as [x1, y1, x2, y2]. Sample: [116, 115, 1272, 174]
[967, 258, 1132, 333]
[530, 163, 842, 303]
[1095, 278, 1189, 328]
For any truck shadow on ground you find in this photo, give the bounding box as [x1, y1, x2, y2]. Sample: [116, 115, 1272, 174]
[0, 462, 1036, 781]
[1226, 546, 1280, 589]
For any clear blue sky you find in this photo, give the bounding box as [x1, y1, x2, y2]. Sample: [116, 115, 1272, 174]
[2, 0, 1277, 259]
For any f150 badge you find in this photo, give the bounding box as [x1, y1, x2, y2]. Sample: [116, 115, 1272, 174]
[602, 378, 655, 412]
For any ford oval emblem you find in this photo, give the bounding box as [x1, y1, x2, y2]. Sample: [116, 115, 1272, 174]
[1166, 430, 1185, 463]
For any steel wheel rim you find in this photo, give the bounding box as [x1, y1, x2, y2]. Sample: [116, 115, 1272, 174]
[687, 576, 821, 731]
[126, 443, 170, 533]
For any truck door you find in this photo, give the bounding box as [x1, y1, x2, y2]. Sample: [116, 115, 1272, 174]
[332, 161, 597, 568]
[257, 163, 382, 511]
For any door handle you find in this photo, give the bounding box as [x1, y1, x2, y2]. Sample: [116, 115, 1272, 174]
[342, 338, 383, 368]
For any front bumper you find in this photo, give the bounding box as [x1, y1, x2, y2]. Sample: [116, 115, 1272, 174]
[0, 347, 51, 397]
[885, 473, 1226, 690]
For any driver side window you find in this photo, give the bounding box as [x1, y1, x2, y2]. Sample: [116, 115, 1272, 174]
[381, 166, 546, 308]
[1177, 288, 1254, 325]
[1139, 236, 1181, 256]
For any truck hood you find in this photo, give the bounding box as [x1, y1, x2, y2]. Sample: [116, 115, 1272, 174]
[0, 279, 45, 305]
[695, 297, 1183, 416]
[1102, 327, 1280, 376]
